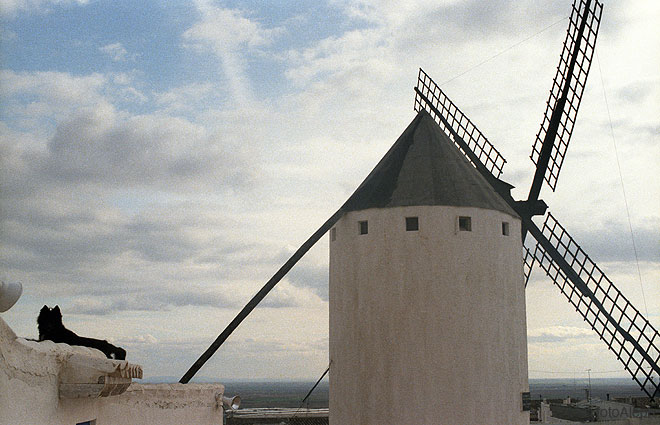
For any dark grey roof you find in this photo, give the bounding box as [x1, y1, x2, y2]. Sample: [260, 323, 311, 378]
[342, 110, 517, 216]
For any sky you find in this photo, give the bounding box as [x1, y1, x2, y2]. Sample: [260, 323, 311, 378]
[1, 0, 658, 383]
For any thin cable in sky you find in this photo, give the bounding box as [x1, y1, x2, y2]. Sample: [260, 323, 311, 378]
[441, 16, 568, 86]
[595, 50, 650, 320]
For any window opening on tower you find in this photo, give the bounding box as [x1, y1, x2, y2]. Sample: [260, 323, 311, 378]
[358, 220, 368, 235]
[406, 217, 419, 231]
[458, 216, 472, 232]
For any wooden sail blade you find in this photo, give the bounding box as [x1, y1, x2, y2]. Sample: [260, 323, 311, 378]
[523, 243, 536, 287]
[529, 0, 603, 196]
[529, 212, 659, 399]
[414, 68, 506, 179]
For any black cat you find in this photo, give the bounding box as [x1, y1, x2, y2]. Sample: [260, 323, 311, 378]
[38, 305, 126, 360]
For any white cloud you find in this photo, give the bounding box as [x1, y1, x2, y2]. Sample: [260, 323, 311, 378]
[0, 0, 88, 16]
[155, 82, 216, 114]
[100, 42, 128, 62]
[67, 287, 246, 315]
[122, 334, 158, 344]
[528, 326, 594, 343]
[0, 71, 258, 193]
[44, 109, 255, 188]
[0, 67, 271, 325]
[0, 70, 106, 116]
[183, 1, 282, 105]
[187, 1, 275, 50]
[261, 281, 325, 308]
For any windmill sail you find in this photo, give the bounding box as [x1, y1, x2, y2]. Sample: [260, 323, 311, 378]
[414, 68, 506, 179]
[414, 66, 659, 398]
[523, 244, 536, 287]
[529, 0, 603, 196]
[530, 213, 660, 399]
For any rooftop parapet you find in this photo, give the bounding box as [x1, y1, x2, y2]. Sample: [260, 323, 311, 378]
[1, 316, 142, 399]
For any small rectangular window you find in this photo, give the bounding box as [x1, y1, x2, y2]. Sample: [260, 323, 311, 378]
[522, 391, 531, 411]
[406, 216, 419, 231]
[502, 222, 510, 236]
[458, 216, 471, 232]
[358, 220, 368, 235]
[330, 227, 337, 241]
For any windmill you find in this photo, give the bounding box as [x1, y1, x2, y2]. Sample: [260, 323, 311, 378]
[412, 0, 659, 402]
[181, 0, 659, 414]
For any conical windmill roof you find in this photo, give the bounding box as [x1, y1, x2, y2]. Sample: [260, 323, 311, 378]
[342, 110, 517, 217]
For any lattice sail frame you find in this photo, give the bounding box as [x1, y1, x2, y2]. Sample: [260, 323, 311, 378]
[531, 0, 603, 191]
[415, 68, 506, 178]
[523, 244, 536, 286]
[412, 0, 657, 399]
[531, 213, 660, 399]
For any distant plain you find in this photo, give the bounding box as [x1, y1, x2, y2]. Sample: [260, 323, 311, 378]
[143, 378, 646, 408]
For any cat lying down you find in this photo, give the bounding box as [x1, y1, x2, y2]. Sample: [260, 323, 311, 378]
[38, 305, 126, 360]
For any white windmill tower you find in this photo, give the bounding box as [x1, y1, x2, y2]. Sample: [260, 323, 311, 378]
[328, 111, 529, 424]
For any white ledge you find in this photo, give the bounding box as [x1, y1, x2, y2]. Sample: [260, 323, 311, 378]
[59, 353, 143, 398]
[0, 317, 142, 399]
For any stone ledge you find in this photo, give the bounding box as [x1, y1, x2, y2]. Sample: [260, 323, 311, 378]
[1, 316, 142, 399]
[110, 383, 226, 410]
[59, 353, 143, 398]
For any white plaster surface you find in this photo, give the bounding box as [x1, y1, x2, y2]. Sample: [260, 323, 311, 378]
[329, 205, 529, 424]
[99, 383, 225, 424]
[0, 317, 224, 424]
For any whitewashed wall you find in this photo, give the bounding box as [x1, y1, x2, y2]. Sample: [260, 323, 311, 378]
[329, 205, 529, 424]
[0, 317, 225, 425]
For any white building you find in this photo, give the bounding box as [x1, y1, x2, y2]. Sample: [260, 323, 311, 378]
[329, 111, 530, 424]
[0, 312, 228, 425]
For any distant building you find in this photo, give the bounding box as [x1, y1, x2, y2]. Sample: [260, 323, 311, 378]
[543, 398, 659, 423]
[226, 408, 328, 424]
[587, 400, 649, 421]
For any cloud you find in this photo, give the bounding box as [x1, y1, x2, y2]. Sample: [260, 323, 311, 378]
[44, 108, 256, 190]
[288, 262, 329, 301]
[0, 72, 259, 195]
[573, 219, 660, 263]
[2, 194, 241, 280]
[0, 68, 267, 315]
[285, 0, 568, 86]
[0, 0, 88, 16]
[528, 326, 595, 343]
[0, 70, 107, 123]
[67, 288, 243, 315]
[112, 334, 329, 380]
[0, 183, 324, 314]
[276, 0, 570, 144]
[122, 334, 158, 344]
[155, 82, 216, 114]
[526, 215, 660, 275]
[261, 281, 324, 308]
[183, 1, 282, 105]
[99, 42, 128, 62]
[616, 80, 655, 104]
[222, 336, 327, 356]
[0, 70, 105, 101]
[187, 1, 277, 50]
